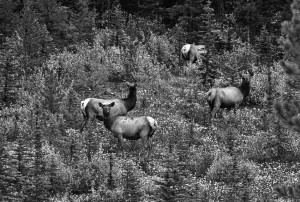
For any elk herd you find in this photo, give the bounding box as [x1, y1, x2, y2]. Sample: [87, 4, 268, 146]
[80, 44, 253, 157]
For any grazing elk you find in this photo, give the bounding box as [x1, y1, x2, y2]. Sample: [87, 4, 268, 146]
[80, 82, 137, 133]
[181, 44, 207, 64]
[99, 102, 157, 156]
[206, 72, 253, 126]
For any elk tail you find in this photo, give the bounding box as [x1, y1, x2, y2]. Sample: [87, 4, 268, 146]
[81, 98, 91, 117]
[146, 117, 157, 137]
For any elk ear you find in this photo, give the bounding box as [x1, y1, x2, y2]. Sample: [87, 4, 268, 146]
[248, 69, 254, 77]
[99, 102, 103, 107]
[109, 102, 115, 107]
[126, 82, 137, 87]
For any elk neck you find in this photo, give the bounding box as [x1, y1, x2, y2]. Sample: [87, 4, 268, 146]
[121, 86, 137, 111]
[102, 115, 117, 131]
[239, 79, 250, 98]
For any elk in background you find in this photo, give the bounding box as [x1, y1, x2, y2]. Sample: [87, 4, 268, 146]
[206, 71, 253, 127]
[181, 44, 207, 75]
[181, 44, 207, 64]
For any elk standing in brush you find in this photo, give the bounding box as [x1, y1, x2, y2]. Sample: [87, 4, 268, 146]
[80, 82, 137, 133]
[206, 72, 253, 126]
[99, 102, 157, 156]
[181, 44, 207, 75]
[181, 44, 207, 64]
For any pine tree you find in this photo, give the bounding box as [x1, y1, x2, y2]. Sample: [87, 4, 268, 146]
[255, 26, 277, 130]
[275, 0, 300, 199]
[0, 108, 28, 201]
[47, 156, 63, 196]
[61, 80, 81, 129]
[17, 5, 50, 76]
[71, 0, 97, 45]
[41, 67, 64, 114]
[0, 143, 21, 201]
[275, 0, 300, 132]
[0, 34, 22, 108]
[0, 0, 20, 41]
[275, 184, 300, 199]
[154, 160, 177, 202]
[23, 97, 51, 201]
[154, 145, 191, 202]
[14, 111, 33, 201]
[123, 160, 143, 201]
[173, 0, 207, 43]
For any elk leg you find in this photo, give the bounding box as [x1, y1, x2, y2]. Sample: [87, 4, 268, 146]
[146, 137, 153, 158]
[117, 134, 125, 157]
[80, 116, 88, 133]
[210, 99, 221, 127]
[232, 104, 240, 126]
[233, 104, 239, 114]
[148, 137, 152, 151]
[140, 132, 150, 158]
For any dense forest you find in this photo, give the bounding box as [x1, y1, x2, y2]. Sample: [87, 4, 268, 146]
[2, 0, 300, 201]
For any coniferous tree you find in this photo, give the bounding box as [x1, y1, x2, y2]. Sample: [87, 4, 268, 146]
[0, 135, 17, 200]
[154, 160, 177, 201]
[123, 160, 143, 201]
[23, 98, 51, 201]
[197, 0, 221, 87]
[275, 0, 300, 199]
[71, 0, 97, 45]
[17, 1, 53, 76]
[275, 0, 300, 132]
[0, 143, 21, 201]
[154, 145, 191, 202]
[0, 108, 29, 201]
[172, 0, 207, 43]
[256, 26, 275, 112]
[41, 67, 64, 114]
[0, 35, 22, 108]
[255, 26, 289, 157]
[61, 80, 81, 128]
[14, 111, 32, 201]
[47, 155, 66, 196]
[275, 184, 300, 199]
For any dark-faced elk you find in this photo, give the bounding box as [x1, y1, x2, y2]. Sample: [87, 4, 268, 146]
[206, 72, 253, 126]
[181, 44, 207, 64]
[80, 82, 137, 133]
[99, 102, 157, 156]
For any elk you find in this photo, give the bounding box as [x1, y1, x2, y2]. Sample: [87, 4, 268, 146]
[80, 82, 137, 133]
[206, 72, 253, 126]
[181, 44, 207, 64]
[99, 102, 157, 156]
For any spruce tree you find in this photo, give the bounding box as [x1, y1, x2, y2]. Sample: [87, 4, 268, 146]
[123, 160, 143, 201]
[0, 35, 21, 108]
[0, 0, 19, 40]
[154, 145, 191, 202]
[154, 160, 177, 202]
[275, 0, 300, 199]
[0, 108, 27, 201]
[23, 98, 50, 201]
[41, 67, 64, 114]
[14, 111, 32, 201]
[275, 0, 300, 132]
[0, 139, 17, 201]
[198, 0, 221, 88]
